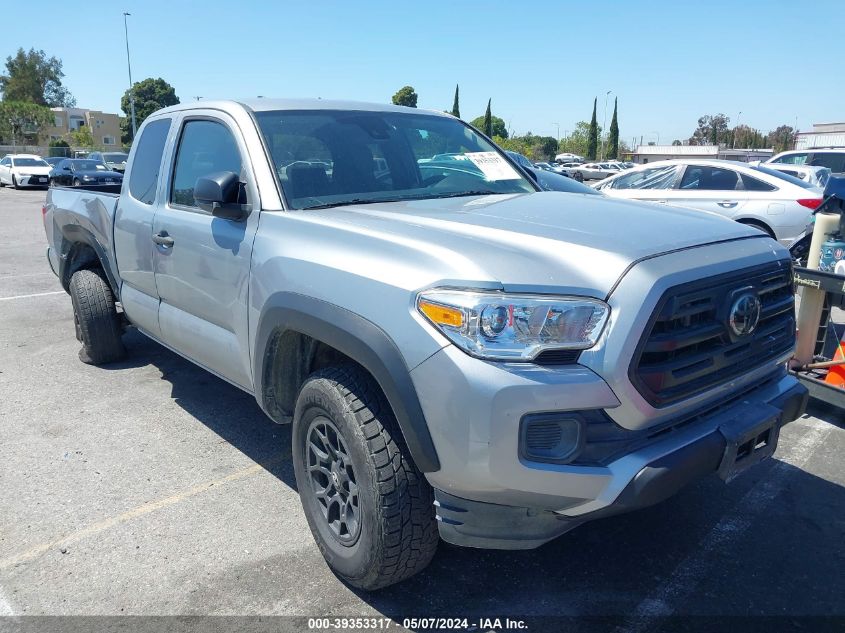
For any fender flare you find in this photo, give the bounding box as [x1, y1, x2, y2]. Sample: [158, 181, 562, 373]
[254, 292, 441, 473]
[58, 224, 120, 297]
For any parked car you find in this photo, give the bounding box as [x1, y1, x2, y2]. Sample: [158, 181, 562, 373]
[762, 163, 831, 189]
[88, 151, 129, 173]
[49, 159, 124, 189]
[504, 152, 597, 193]
[0, 154, 52, 188]
[570, 162, 617, 180]
[45, 98, 805, 590]
[594, 159, 821, 244]
[44, 157, 67, 167]
[554, 152, 584, 163]
[766, 148, 845, 175]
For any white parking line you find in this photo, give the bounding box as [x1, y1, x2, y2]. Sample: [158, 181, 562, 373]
[615, 419, 832, 633]
[0, 291, 64, 302]
[0, 585, 15, 616]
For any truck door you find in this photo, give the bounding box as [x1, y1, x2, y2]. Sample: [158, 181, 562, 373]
[151, 112, 261, 391]
[114, 117, 173, 339]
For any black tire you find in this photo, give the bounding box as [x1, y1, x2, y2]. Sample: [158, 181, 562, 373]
[68, 268, 125, 365]
[12, 175, 19, 190]
[72, 178, 81, 187]
[292, 365, 438, 590]
[574, 172, 584, 182]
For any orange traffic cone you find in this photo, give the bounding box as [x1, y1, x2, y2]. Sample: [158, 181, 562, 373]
[824, 329, 845, 388]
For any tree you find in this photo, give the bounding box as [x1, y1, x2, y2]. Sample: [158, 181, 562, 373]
[607, 97, 619, 159]
[672, 139, 682, 146]
[0, 101, 54, 145]
[471, 111, 508, 139]
[70, 126, 95, 149]
[557, 121, 601, 158]
[0, 48, 75, 107]
[450, 84, 460, 118]
[689, 114, 730, 146]
[587, 98, 598, 160]
[120, 77, 180, 143]
[391, 85, 418, 108]
[767, 125, 796, 153]
[48, 137, 70, 157]
[482, 99, 492, 137]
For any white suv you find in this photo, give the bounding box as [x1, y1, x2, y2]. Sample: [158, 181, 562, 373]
[766, 148, 845, 175]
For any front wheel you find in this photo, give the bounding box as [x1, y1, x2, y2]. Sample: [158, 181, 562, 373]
[574, 172, 584, 182]
[292, 365, 438, 590]
[72, 178, 81, 187]
[12, 175, 19, 189]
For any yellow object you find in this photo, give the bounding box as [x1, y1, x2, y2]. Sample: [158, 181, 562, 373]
[419, 300, 463, 328]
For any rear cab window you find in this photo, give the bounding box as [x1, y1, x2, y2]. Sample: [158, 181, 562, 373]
[128, 118, 172, 205]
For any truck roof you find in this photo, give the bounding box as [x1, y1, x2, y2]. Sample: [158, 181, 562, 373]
[153, 98, 452, 118]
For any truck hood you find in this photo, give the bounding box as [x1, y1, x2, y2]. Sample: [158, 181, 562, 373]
[305, 191, 765, 298]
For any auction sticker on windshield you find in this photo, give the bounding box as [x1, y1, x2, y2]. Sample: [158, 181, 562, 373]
[465, 152, 521, 181]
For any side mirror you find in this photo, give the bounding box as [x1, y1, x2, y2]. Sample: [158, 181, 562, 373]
[194, 171, 250, 220]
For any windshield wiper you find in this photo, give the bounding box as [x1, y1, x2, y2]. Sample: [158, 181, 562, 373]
[425, 190, 501, 199]
[301, 198, 402, 210]
[300, 190, 503, 210]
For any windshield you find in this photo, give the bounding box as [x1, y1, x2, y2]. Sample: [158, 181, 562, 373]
[12, 158, 48, 167]
[752, 165, 818, 190]
[103, 153, 128, 162]
[72, 160, 108, 171]
[256, 110, 535, 210]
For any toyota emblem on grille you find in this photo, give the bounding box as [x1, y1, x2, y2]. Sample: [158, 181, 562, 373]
[728, 292, 761, 336]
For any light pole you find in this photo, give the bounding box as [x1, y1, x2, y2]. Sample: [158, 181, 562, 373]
[733, 111, 742, 148]
[650, 131, 660, 145]
[123, 12, 137, 139]
[600, 90, 611, 160]
[552, 122, 560, 141]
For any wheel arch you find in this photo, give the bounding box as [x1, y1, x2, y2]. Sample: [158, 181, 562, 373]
[57, 225, 120, 297]
[254, 292, 441, 473]
[735, 217, 776, 238]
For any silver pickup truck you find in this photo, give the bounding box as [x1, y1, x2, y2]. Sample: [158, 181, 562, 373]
[44, 99, 808, 590]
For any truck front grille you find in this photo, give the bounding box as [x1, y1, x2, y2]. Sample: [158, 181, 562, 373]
[630, 262, 795, 407]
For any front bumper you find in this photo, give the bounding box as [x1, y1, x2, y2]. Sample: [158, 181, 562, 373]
[411, 344, 807, 550]
[16, 174, 50, 187]
[433, 378, 807, 550]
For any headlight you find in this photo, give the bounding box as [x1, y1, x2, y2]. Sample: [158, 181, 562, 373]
[417, 289, 609, 361]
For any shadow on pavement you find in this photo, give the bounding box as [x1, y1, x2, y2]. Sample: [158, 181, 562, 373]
[107, 329, 844, 622]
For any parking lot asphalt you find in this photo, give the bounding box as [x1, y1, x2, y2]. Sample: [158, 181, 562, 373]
[0, 186, 843, 632]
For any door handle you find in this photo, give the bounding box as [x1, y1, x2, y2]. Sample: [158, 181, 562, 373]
[152, 231, 174, 247]
[717, 201, 738, 209]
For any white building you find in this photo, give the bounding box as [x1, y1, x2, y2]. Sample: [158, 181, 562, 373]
[626, 144, 773, 164]
[795, 122, 845, 150]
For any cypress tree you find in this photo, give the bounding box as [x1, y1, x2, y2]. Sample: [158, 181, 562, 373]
[451, 84, 460, 118]
[483, 99, 492, 137]
[608, 97, 619, 159]
[587, 97, 598, 160]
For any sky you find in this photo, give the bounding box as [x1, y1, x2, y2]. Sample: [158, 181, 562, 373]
[5, 0, 844, 144]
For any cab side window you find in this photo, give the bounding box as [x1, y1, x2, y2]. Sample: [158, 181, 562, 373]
[170, 120, 243, 208]
[128, 118, 172, 205]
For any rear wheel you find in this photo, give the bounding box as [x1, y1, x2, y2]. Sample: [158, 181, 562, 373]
[292, 365, 438, 590]
[69, 268, 126, 365]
